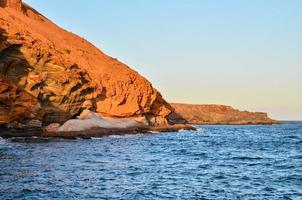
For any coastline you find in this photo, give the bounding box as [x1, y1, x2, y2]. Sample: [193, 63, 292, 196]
[0, 1, 280, 139]
[0, 121, 283, 140]
[0, 124, 196, 139]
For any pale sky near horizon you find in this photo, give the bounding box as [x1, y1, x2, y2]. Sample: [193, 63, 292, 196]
[24, 0, 302, 120]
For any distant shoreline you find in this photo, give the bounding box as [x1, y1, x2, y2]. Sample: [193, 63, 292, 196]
[170, 103, 278, 125]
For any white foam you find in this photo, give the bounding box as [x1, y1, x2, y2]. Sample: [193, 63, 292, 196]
[0, 137, 6, 144]
[108, 133, 144, 139]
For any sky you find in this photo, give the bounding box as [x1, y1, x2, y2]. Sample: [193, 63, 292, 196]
[24, 0, 302, 120]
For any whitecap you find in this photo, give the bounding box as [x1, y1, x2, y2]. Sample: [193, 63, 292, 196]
[0, 137, 7, 144]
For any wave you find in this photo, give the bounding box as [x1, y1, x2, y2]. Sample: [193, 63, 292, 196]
[107, 133, 145, 139]
[231, 156, 263, 161]
[0, 137, 7, 144]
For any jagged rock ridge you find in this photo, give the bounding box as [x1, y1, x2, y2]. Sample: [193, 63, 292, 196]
[0, 0, 173, 126]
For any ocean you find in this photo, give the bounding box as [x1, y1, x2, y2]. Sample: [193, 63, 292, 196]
[0, 122, 301, 199]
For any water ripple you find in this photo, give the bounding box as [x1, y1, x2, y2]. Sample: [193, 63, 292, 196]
[0, 122, 302, 199]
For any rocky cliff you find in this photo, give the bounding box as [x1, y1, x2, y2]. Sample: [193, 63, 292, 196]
[170, 103, 278, 125]
[0, 0, 173, 126]
[0, 76, 38, 124]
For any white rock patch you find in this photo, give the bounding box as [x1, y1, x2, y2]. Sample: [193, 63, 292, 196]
[57, 110, 148, 132]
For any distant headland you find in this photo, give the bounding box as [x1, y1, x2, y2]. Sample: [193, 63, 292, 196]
[169, 103, 277, 125]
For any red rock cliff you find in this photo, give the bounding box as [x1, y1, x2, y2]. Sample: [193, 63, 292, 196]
[0, 2, 173, 126]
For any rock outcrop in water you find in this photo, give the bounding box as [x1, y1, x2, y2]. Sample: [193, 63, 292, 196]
[0, 0, 173, 127]
[170, 103, 278, 125]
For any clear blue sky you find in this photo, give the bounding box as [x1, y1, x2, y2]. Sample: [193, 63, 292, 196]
[24, 0, 302, 120]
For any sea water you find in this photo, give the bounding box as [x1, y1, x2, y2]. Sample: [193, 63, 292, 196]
[0, 122, 301, 199]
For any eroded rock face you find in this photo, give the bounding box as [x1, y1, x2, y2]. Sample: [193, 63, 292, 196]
[0, 2, 173, 126]
[0, 34, 98, 124]
[0, 76, 38, 124]
[170, 103, 278, 125]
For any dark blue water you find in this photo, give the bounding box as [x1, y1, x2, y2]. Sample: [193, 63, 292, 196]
[1, 122, 302, 200]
